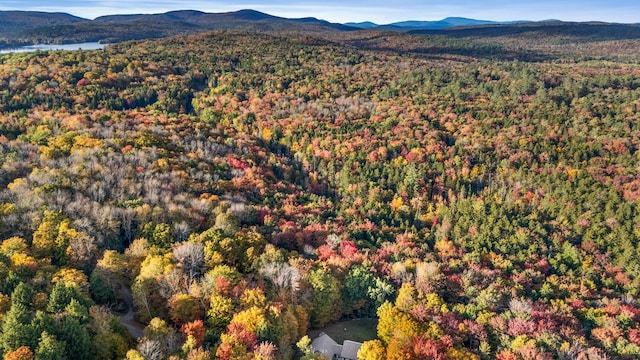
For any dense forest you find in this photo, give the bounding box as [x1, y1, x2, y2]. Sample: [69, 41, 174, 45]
[0, 24, 640, 360]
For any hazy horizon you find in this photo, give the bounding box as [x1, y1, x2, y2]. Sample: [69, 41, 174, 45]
[0, 0, 638, 24]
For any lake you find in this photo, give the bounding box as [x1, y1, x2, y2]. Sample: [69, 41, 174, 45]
[0, 42, 106, 54]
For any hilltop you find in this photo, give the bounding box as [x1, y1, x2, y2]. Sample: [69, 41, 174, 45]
[0, 10, 85, 33]
[0, 9, 355, 47]
[347, 17, 505, 29]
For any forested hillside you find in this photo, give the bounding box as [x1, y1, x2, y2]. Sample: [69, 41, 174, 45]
[0, 10, 354, 49]
[0, 27, 639, 359]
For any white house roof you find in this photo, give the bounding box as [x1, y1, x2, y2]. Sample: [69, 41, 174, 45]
[311, 333, 339, 357]
[310, 333, 363, 360]
[340, 340, 363, 360]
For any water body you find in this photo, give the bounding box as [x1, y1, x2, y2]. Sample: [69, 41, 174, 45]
[0, 42, 106, 54]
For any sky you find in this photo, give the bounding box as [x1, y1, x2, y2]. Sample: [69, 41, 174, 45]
[0, 0, 638, 24]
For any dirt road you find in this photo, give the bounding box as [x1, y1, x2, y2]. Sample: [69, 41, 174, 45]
[118, 287, 145, 340]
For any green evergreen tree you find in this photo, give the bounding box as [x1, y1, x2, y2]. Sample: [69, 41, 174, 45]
[61, 317, 91, 360]
[31, 311, 57, 340]
[34, 332, 66, 360]
[11, 282, 34, 309]
[64, 298, 89, 323]
[1, 303, 34, 353]
[47, 282, 71, 314]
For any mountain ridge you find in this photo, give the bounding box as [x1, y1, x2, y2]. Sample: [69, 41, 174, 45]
[0, 9, 357, 48]
[391, 17, 501, 28]
[1, 9, 639, 49]
[346, 17, 565, 30]
[0, 11, 85, 33]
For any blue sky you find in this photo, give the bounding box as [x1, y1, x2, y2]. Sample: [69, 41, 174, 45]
[0, 0, 638, 23]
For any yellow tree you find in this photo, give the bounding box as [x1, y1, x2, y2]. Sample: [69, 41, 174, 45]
[32, 211, 65, 260]
[376, 301, 418, 344]
[52, 268, 90, 295]
[358, 340, 386, 360]
[1, 237, 28, 257]
[395, 283, 417, 312]
[229, 306, 267, 335]
[207, 294, 234, 335]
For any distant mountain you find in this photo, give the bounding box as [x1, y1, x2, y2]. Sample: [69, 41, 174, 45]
[390, 17, 499, 29]
[0, 9, 356, 48]
[345, 21, 379, 29]
[91, 8, 354, 32]
[345, 17, 553, 31]
[0, 11, 85, 34]
[345, 17, 640, 33]
[93, 9, 276, 24]
[408, 22, 640, 42]
[347, 17, 539, 30]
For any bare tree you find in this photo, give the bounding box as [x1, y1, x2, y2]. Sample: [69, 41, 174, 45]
[137, 339, 164, 360]
[67, 230, 98, 268]
[118, 207, 137, 243]
[172, 242, 204, 284]
[259, 262, 301, 301]
[415, 261, 445, 295]
[172, 221, 191, 242]
[159, 268, 187, 299]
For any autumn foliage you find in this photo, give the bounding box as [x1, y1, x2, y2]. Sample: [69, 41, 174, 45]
[0, 23, 640, 360]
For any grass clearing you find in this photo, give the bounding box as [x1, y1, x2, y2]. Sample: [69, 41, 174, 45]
[308, 318, 378, 344]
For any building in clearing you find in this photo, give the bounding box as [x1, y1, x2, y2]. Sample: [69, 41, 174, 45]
[311, 333, 363, 360]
